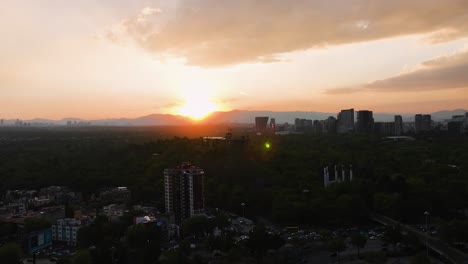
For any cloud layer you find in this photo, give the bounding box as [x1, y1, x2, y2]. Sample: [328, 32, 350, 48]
[110, 0, 468, 66]
[326, 49, 468, 94]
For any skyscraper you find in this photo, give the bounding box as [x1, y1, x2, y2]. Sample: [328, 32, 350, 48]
[269, 118, 276, 131]
[415, 114, 423, 133]
[356, 110, 374, 134]
[325, 116, 337, 134]
[422, 115, 432, 131]
[394, 115, 403, 136]
[415, 114, 432, 133]
[164, 163, 205, 224]
[255, 117, 269, 133]
[337, 109, 354, 133]
[463, 112, 468, 134]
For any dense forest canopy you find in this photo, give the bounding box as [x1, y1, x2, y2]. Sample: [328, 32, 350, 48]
[1, 127, 467, 226]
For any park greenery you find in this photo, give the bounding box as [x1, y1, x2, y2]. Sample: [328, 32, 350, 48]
[0, 127, 468, 253]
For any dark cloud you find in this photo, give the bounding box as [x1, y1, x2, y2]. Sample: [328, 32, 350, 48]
[110, 0, 468, 66]
[325, 49, 468, 93]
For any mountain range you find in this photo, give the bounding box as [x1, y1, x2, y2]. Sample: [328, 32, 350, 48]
[2, 109, 467, 126]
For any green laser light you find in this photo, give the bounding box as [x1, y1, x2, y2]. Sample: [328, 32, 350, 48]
[265, 143, 271, 149]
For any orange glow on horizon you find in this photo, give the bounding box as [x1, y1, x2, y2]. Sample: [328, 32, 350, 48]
[178, 98, 218, 120]
[175, 76, 221, 120]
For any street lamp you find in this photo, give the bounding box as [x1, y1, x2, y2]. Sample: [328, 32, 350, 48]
[241, 203, 246, 218]
[110, 246, 116, 264]
[424, 211, 430, 260]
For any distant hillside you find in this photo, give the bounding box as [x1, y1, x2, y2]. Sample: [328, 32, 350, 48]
[3, 109, 466, 126]
[430, 109, 468, 121]
[92, 114, 192, 126]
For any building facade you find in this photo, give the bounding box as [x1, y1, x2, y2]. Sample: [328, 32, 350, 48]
[374, 122, 395, 136]
[337, 109, 354, 134]
[164, 163, 205, 224]
[394, 115, 403, 136]
[24, 228, 52, 254]
[415, 114, 432, 133]
[255, 117, 269, 134]
[269, 118, 276, 131]
[356, 110, 374, 134]
[51, 218, 84, 245]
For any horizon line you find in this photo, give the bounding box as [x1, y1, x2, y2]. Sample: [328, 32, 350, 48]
[1, 108, 467, 122]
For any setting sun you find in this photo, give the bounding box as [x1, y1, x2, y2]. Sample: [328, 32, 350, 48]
[178, 98, 218, 120]
[175, 77, 220, 120]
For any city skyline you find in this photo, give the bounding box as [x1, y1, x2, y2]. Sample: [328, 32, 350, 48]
[2, 0, 468, 119]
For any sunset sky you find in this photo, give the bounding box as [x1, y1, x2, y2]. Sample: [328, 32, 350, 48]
[2, 0, 468, 119]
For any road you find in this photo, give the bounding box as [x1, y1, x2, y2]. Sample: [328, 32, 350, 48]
[372, 213, 468, 264]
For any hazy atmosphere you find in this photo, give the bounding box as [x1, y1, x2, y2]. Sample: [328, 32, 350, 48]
[2, 2, 468, 264]
[2, 0, 468, 119]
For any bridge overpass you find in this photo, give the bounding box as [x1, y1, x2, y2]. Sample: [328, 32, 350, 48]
[372, 213, 468, 264]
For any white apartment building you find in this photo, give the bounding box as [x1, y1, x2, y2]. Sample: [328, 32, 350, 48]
[51, 218, 83, 245]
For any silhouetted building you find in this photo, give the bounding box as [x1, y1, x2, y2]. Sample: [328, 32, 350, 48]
[415, 114, 423, 133]
[295, 118, 312, 132]
[448, 114, 467, 135]
[356, 110, 374, 134]
[448, 121, 463, 135]
[415, 114, 432, 133]
[269, 118, 276, 131]
[463, 112, 468, 134]
[255, 117, 269, 134]
[325, 116, 337, 134]
[423, 115, 432, 131]
[337, 109, 354, 133]
[312, 120, 322, 134]
[164, 162, 205, 224]
[0, 119, 3, 126]
[374, 122, 395, 136]
[394, 115, 403, 136]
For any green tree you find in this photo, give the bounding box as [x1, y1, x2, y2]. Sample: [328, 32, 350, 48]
[350, 232, 367, 258]
[125, 224, 162, 263]
[73, 250, 92, 264]
[181, 216, 210, 238]
[383, 225, 403, 254]
[410, 252, 431, 264]
[245, 225, 284, 262]
[0, 243, 22, 264]
[207, 235, 234, 252]
[364, 252, 387, 264]
[65, 205, 74, 218]
[24, 217, 51, 233]
[327, 238, 346, 263]
[56, 257, 72, 264]
[158, 250, 187, 264]
[0, 224, 17, 237]
[178, 240, 191, 256]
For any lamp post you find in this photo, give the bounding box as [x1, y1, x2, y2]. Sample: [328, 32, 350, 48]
[241, 203, 246, 218]
[111, 246, 116, 264]
[424, 211, 430, 260]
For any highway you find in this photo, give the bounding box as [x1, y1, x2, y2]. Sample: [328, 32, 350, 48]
[372, 213, 468, 264]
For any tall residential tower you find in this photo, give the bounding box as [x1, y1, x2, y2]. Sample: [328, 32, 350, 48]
[164, 163, 205, 224]
[356, 110, 374, 134]
[394, 115, 403, 136]
[337, 109, 354, 133]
